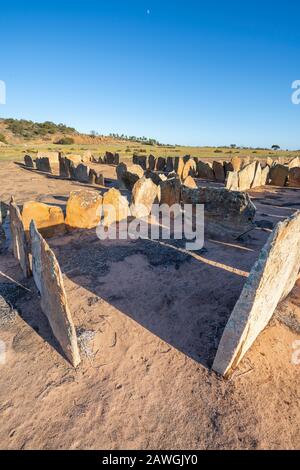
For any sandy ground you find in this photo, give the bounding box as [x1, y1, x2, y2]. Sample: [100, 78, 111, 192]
[0, 161, 299, 450]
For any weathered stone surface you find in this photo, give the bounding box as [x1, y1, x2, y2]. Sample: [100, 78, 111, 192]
[251, 162, 262, 188]
[105, 151, 116, 165]
[148, 155, 156, 171]
[213, 211, 300, 377]
[269, 164, 288, 187]
[231, 156, 242, 172]
[24, 155, 34, 168]
[260, 165, 269, 186]
[67, 160, 77, 180]
[74, 163, 90, 183]
[65, 190, 102, 229]
[181, 187, 256, 238]
[30, 221, 81, 367]
[145, 170, 163, 186]
[182, 159, 197, 181]
[238, 162, 256, 191]
[266, 156, 274, 167]
[130, 177, 158, 218]
[288, 167, 300, 187]
[288, 156, 300, 169]
[183, 176, 197, 188]
[225, 171, 239, 191]
[116, 163, 144, 191]
[59, 155, 70, 178]
[156, 157, 166, 171]
[36, 151, 59, 163]
[212, 161, 225, 182]
[22, 201, 65, 239]
[159, 177, 181, 206]
[102, 188, 130, 226]
[36, 157, 52, 173]
[197, 161, 215, 180]
[9, 199, 31, 277]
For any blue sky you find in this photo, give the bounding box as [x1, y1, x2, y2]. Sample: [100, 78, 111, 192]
[0, 0, 300, 148]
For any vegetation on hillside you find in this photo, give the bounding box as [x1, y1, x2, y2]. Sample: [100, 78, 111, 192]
[0, 118, 77, 140]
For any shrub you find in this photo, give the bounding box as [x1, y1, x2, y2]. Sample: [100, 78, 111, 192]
[0, 133, 7, 143]
[54, 137, 74, 145]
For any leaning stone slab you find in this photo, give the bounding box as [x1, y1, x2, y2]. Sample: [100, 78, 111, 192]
[260, 165, 269, 186]
[231, 156, 242, 172]
[9, 198, 31, 278]
[30, 221, 81, 367]
[288, 156, 300, 169]
[182, 159, 197, 181]
[213, 211, 300, 377]
[22, 201, 65, 239]
[251, 162, 262, 188]
[65, 190, 102, 229]
[65, 154, 82, 165]
[24, 155, 34, 168]
[225, 171, 239, 191]
[183, 176, 197, 188]
[238, 161, 256, 191]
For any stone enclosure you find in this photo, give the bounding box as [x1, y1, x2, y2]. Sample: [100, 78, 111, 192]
[3, 150, 300, 377]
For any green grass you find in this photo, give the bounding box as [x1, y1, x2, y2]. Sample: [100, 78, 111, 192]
[0, 142, 298, 163]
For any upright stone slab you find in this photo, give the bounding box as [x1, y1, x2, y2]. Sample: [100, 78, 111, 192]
[251, 162, 262, 188]
[175, 157, 185, 179]
[238, 161, 256, 191]
[182, 159, 197, 181]
[130, 177, 158, 218]
[59, 155, 70, 178]
[269, 164, 288, 186]
[288, 157, 300, 169]
[36, 157, 52, 173]
[197, 161, 215, 180]
[22, 201, 65, 239]
[288, 167, 300, 187]
[24, 155, 34, 168]
[165, 157, 174, 173]
[260, 165, 269, 186]
[156, 157, 166, 171]
[225, 171, 239, 191]
[231, 156, 242, 172]
[65, 190, 103, 229]
[212, 161, 225, 183]
[148, 155, 156, 171]
[30, 221, 81, 367]
[102, 188, 130, 226]
[74, 163, 90, 183]
[159, 177, 181, 206]
[213, 211, 300, 377]
[9, 199, 31, 278]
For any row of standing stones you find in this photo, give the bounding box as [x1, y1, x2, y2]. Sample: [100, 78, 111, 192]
[24, 151, 300, 191]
